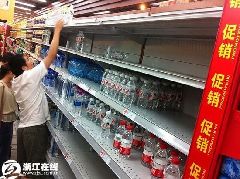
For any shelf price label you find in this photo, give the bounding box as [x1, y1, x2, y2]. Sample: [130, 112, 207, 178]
[123, 109, 136, 121]
[99, 150, 111, 165]
[184, 1, 240, 178]
[88, 88, 96, 96]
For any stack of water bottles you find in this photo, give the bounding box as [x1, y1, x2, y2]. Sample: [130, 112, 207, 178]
[220, 157, 240, 178]
[100, 69, 183, 111]
[43, 69, 58, 87]
[112, 120, 185, 178]
[68, 56, 104, 84]
[53, 51, 67, 68]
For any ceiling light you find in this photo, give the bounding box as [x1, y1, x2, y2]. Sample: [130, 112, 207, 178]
[139, 4, 146, 10]
[15, 1, 35, 7]
[36, 0, 47, 2]
[15, 6, 32, 11]
[94, 11, 111, 15]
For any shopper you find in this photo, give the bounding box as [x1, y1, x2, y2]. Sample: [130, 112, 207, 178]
[5, 20, 64, 178]
[0, 60, 17, 176]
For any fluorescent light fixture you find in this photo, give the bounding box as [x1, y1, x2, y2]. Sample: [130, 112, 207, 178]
[15, 5, 32, 11]
[94, 10, 111, 15]
[15, 1, 35, 7]
[36, 0, 47, 2]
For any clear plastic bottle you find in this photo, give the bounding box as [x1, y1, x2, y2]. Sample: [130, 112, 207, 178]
[86, 98, 95, 119]
[118, 75, 129, 102]
[113, 120, 127, 150]
[141, 133, 156, 168]
[148, 81, 160, 110]
[123, 77, 136, 106]
[151, 142, 169, 179]
[138, 80, 151, 108]
[113, 73, 122, 99]
[132, 125, 144, 150]
[82, 94, 89, 116]
[103, 70, 112, 95]
[164, 157, 181, 179]
[95, 103, 106, 126]
[119, 124, 134, 159]
[73, 89, 84, 117]
[75, 31, 84, 52]
[110, 110, 120, 134]
[100, 69, 109, 92]
[101, 110, 113, 138]
[91, 100, 100, 121]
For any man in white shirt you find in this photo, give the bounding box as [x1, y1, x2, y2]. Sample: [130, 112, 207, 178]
[6, 20, 64, 178]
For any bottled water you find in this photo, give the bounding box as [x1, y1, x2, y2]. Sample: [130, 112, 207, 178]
[86, 98, 95, 119]
[118, 75, 129, 102]
[132, 125, 144, 150]
[148, 81, 160, 110]
[75, 31, 84, 52]
[95, 103, 106, 126]
[104, 70, 112, 95]
[92, 100, 100, 121]
[113, 72, 121, 98]
[101, 110, 113, 138]
[114, 73, 124, 99]
[113, 120, 127, 150]
[138, 79, 151, 108]
[141, 133, 156, 168]
[119, 124, 134, 159]
[109, 71, 117, 97]
[73, 88, 84, 117]
[164, 157, 181, 179]
[110, 110, 120, 134]
[151, 142, 169, 178]
[100, 69, 109, 91]
[123, 77, 136, 106]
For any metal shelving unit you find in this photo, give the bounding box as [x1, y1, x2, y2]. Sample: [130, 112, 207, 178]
[47, 120, 118, 179]
[44, 86, 153, 179]
[46, 66, 194, 155]
[46, 152, 76, 179]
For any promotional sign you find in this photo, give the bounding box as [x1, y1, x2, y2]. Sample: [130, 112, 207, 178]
[0, 0, 15, 22]
[184, 0, 240, 178]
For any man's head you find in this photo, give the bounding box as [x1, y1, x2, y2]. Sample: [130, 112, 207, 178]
[2, 53, 34, 77]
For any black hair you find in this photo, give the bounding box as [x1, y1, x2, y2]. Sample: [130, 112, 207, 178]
[2, 53, 26, 77]
[0, 63, 10, 80]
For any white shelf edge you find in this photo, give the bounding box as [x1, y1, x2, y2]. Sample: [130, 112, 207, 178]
[47, 122, 84, 179]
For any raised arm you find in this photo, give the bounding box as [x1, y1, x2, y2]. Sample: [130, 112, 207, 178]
[43, 20, 64, 69]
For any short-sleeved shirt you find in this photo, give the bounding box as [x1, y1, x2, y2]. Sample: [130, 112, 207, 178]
[12, 61, 50, 128]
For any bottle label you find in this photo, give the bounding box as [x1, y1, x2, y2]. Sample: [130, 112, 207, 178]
[119, 139, 132, 155]
[132, 134, 143, 147]
[124, 88, 130, 96]
[148, 91, 158, 101]
[113, 140, 121, 149]
[141, 148, 153, 164]
[151, 167, 164, 178]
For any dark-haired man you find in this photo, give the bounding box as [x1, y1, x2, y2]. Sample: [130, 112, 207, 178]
[6, 20, 64, 178]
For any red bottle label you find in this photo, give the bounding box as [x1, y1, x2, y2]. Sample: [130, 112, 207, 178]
[132, 139, 142, 148]
[119, 146, 131, 155]
[151, 168, 164, 178]
[113, 140, 121, 149]
[141, 153, 153, 165]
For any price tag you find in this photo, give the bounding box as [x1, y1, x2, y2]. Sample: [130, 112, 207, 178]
[99, 150, 111, 165]
[123, 109, 136, 121]
[80, 83, 88, 91]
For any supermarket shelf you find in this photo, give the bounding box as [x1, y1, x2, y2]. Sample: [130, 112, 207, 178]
[47, 67, 194, 155]
[46, 152, 76, 179]
[44, 86, 152, 179]
[47, 121, 117, 179]
[29, 42, 205, 89]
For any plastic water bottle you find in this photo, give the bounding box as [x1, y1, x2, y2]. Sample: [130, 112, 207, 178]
[119, 124, 134, 159]
[123, 77, 136, 106]
[101, 110, 113, 138]
[73, 89, 84, 117]
[86, 98, 95, 119]
[113, 120, 127, 150]
[148, 81, 160, 110]
[92, 100, 100, 121]
[118, 75, 129, 102]
[104, 70, 112, 95]
[110, 110, 120, 134]
[141, 133, 156, 168]
[109, 71, 117, 97]
[82, 93, 89, 116]
[151, 142, 169, 178]
[164, 157, 181, 179]
[75, 31, 84, 52]
[132, 125, 144, 150]
[61, 78, 68, 100]
[95, 103, 106, 126]
[100, 69, 109, 91]
[138, 79, 151, 108]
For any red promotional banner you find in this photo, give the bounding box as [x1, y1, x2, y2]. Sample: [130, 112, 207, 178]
[184, 1, 240, 178]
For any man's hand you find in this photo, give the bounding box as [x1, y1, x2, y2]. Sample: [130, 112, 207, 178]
[54, 19, 64, 33]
